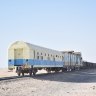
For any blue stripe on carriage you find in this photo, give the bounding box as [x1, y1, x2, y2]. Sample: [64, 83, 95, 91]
[8, 59, 64, 67]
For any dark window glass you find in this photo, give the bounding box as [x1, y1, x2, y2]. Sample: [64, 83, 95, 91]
[26, 59, 28, 61]
[9, 60, 11, 62]
[37, 56, 39, 59]
[41, 56, 43, 60]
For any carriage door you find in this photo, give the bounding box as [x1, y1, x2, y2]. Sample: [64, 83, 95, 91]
[14, 48, 23, 65]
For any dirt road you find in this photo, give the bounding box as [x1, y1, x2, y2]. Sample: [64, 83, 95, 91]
[0, 69, 96, 96]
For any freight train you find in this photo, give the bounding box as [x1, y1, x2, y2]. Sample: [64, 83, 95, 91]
[8, 41, 83, 76]
[83, 61, 96, 69]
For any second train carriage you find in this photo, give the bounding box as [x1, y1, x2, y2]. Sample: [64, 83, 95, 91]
[8, 41, 83, 76]
[62, 51, 83, 71]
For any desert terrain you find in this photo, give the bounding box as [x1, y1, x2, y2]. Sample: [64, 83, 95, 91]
[0, 68, 96, 96]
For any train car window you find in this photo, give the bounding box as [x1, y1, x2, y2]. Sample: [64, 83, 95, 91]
[9, 60, 11, 62]
[26, 59, 28, 62]
[41, 53, 42, 55]
[53, 57, 55, 61]
[45, 53, 46, 56]
[41, 56, 43, 60]
[37, 56, 39, 59]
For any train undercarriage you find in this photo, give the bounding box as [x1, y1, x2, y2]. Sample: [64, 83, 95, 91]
[16, 65, 81, 76]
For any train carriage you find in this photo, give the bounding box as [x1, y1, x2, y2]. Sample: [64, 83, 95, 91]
[62, 51, 83, 71]
[8, 41, 83, 76]
[8, 41, 64, 76]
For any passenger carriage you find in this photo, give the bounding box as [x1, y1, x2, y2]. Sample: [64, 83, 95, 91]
[8, 41, 82, 76]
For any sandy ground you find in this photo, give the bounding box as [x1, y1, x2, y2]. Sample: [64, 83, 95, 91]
[0, 69, 96, 96]
[0, 69, 17, 78]
[0, 69, 47, 78]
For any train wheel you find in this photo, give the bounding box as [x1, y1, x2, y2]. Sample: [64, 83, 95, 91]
[32, 68, 37, 76]
[77, 67, 80, 71]
[33, 72, 36, 76]
[75, 67, 80, 71]
[47, 70, 51, 73]
[62, 68, 65, 72]
[46, 68, 51, 73]
[29, 72, 32, 76]
[29, 68, 32, 76]
[22, 72, 24, 76]
[69, 68, 72, 71]
[17, 67, 22, 76]
[54, 69, 57, 73]
[62, 67, 67, 72]
[17, 71, 21, 76]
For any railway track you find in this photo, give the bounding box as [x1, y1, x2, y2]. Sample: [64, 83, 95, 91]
[0, 69, 96, 83]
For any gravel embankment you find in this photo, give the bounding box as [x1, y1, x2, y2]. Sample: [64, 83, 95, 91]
[0, 69, 96, 96]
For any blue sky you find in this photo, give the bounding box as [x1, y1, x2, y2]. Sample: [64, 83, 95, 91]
[0, 0, 96, 68]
